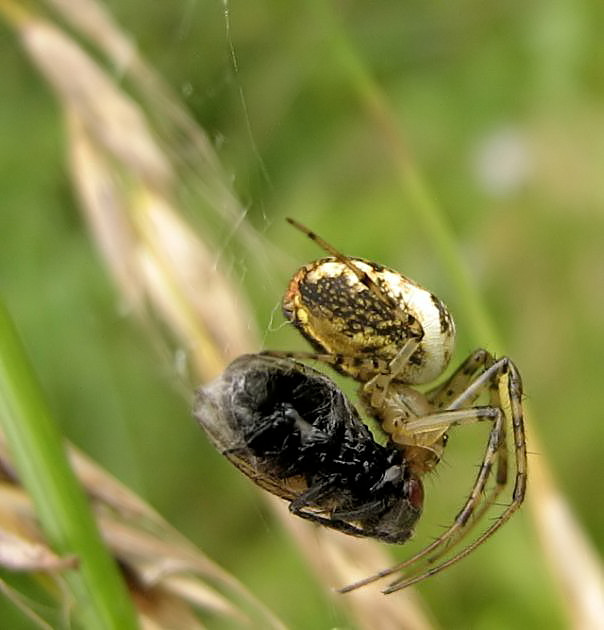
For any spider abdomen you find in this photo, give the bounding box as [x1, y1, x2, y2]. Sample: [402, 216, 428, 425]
[283, 257, 456, 384]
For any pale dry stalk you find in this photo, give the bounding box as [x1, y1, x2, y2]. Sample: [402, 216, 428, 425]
[0, 1, 437, 627]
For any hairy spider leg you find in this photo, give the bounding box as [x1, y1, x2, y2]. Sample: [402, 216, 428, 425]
[412, 356, 519, 565]
[286, 217, 403, 313]
[339, 356, 527, 593]
[371, 358, 524, 592]
[362, 338, 422, 409]
[426, 349, 493, 409]
[260, 340, 421, 409]
[260, 350, 388, 373]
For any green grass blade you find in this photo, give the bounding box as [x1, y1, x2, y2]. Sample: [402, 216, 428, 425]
[0, 299, 138, 630]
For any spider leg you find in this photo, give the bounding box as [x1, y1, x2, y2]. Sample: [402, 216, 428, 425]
[286, 217, 402, 312]
[432, 361, 512, 548]
[362, 338, 421, 409]
[262, 337, 422, 411]
[286, 217, 425, 353]
[262, 337, 423, 415]
[261, 349, 359, 366]
[425, 358, 516, 534]
[401, 405, 500, 434]
[388, 421, 506, 585]
[339, 356, 527, 594]
[426, 348, 492, 408]
[260, 349, 391, 380]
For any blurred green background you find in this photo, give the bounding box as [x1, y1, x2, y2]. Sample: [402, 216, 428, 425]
[1, 1, 603, 628]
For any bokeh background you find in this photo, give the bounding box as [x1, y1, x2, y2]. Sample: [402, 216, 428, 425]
[1, 1, 603, 627]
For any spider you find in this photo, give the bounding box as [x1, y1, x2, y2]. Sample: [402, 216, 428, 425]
[260, 217, 528, 593]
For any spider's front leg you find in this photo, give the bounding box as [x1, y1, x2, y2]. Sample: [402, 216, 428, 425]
[260, 343, 419, 399]
[360, 338, 422, 409]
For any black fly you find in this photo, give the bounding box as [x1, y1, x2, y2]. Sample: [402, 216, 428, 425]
[194, 354, 423, 543]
